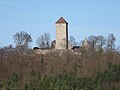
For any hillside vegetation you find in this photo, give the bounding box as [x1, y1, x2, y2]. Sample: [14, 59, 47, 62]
[0, 32, 120, 90]
[0, 46, 120, 90]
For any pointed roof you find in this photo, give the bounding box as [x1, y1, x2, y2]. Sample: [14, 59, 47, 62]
[56, 17, 68, 24]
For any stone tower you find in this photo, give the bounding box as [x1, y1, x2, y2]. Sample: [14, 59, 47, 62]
[55, 17, 68, 49]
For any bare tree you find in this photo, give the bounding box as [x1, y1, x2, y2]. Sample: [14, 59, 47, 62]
[36, 35, 45, 48]
[44, 33, 50, 47]
[86, 34, 116, 51]
[96, 35, 107, 50]
[107, 33, 116, 50]
[85, 35, 107, 51]
[13, 31, 32, 49]
[69, 36, 77, 47]
[96, 35, 106, 47]
[36, 33, 50, 48]
[87, 35, 97, 50]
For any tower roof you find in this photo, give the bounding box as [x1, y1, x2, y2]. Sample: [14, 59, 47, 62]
[56, 17, 68, 24]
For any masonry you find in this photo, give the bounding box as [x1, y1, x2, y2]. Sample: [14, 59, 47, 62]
[55, 17, 68, 49]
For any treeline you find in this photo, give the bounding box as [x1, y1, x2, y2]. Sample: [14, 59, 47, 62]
[0, 46, 120, 89]
[2, 31, 119, 50]
[0, 31, 120, 89]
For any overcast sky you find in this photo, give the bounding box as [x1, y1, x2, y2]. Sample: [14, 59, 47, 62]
[0, 0, 120, 47]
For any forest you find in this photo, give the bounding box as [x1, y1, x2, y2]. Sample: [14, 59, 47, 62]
[0, 31, 120, 90]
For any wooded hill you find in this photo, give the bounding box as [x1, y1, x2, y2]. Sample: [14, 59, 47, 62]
[0, 45, 120, 90]
[0, 31, 120, 89]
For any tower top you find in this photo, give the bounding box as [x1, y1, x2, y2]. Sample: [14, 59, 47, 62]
[56, 17, 68, 24]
